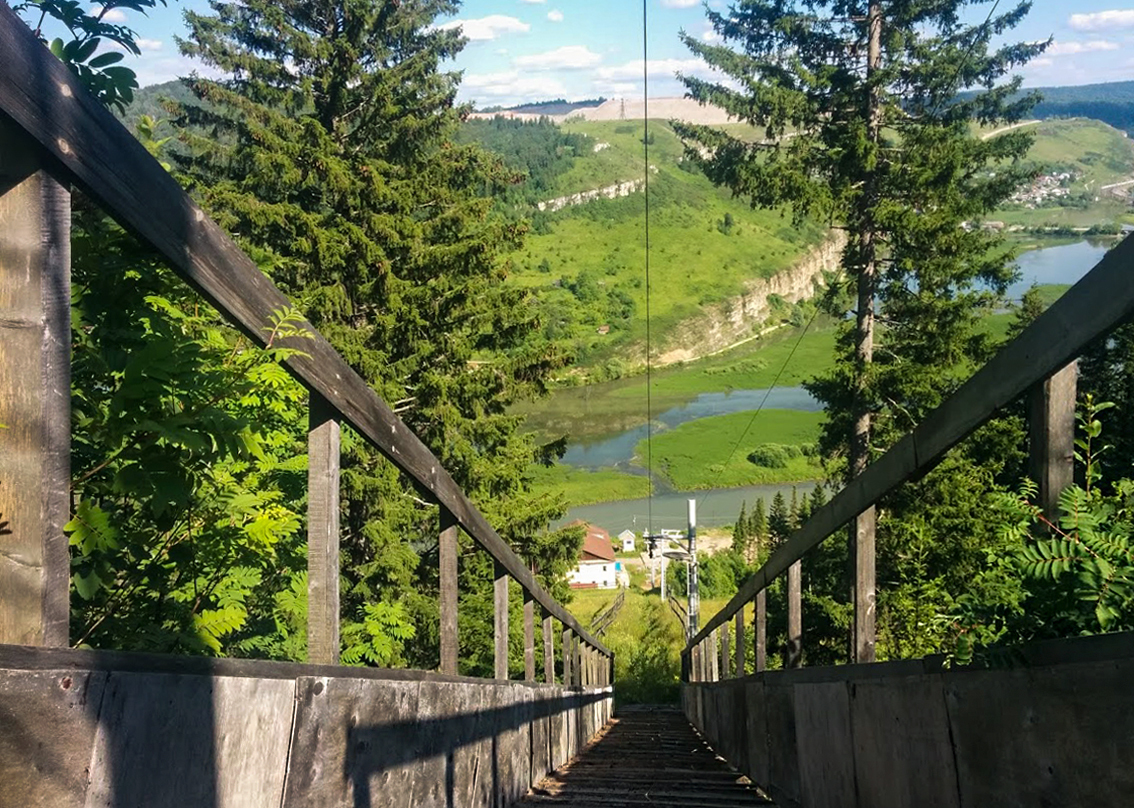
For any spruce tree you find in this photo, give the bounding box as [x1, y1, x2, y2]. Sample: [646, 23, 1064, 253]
[176, 0, 573, 669]
[750, 497, 768, 563]
[769, 492, 791, 550]
[734, 501, 750, 559]
[679, 0, 1046, 661]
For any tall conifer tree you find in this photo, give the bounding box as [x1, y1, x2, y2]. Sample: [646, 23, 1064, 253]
[175, 0, 573, 669]
[678, 0, 1046, 661]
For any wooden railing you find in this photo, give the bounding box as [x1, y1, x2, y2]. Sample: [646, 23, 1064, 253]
[683, 225, 1134, 680]
[0, 5, 611, 687]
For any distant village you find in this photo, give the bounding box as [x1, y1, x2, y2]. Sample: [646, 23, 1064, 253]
[1008, 169, 1078, 208]
[566, 521, 687, 591]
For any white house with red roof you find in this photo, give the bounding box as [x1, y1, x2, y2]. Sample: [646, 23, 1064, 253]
[566, 521, 618, 589]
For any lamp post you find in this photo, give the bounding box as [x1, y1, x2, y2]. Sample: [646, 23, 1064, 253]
[663, 498, 699, 641]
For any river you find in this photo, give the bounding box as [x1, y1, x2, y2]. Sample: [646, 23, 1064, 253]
[560, 238, 1115, 528]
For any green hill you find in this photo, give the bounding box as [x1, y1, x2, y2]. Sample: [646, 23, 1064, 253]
[464, 117, 830, 374]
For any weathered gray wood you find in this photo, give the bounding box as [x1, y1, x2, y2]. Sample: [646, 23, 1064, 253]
[850, 676, 960, 808]
[439, 506, 459, 676]
[1029, 361, 1077, 523]
[88, 672, 295, 808]
[854, 505, 876, 663]
[795, 682, 856, 808]
[495, 563, 509, 681]
[0, 120, 70, 648]
[786, 561, 802, 669]
[562, 629, 572, 687]
[734, 608, 745, 678]
[0, 669, 106, 807]
[721, 627, 731, 679]
[0, 6, 613, 659]
[573, 634, 581, 688]
[755, 590, 767, 673]
[306, 393, 340, 666]
[524, 591, 535, 682]
[542, 613, 554, 684]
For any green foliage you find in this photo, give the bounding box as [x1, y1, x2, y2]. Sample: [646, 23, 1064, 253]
[68, 210, 312, 654]
[14, 1, 163, 111]
[172, 0, 576, 669]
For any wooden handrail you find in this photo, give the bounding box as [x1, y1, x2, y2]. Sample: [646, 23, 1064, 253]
[0, 5, 610, 659]
[687, 231, 1134, 650]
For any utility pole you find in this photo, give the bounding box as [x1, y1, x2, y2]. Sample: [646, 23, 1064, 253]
[687, 499, 699, 637]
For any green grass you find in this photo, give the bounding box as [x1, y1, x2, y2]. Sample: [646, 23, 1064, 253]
[506, 120, 829, 367]
[565, 585, 686, 705]
[638, 409, 825, 490]
[528, 464, 651, 508]
[520, 321, 838, 442]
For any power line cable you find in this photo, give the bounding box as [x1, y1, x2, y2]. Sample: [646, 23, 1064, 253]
[641, 0, 654, 537]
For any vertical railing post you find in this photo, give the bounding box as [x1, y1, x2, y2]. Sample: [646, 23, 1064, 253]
[734, 608, 745, 677]
[721, 626, 731, 679]
[438, 505, 458, 675]
[0, 123, 71, 648]
[710, 629, 719, 681]
[523, 589, 535, 682]
[543, 610, 555, 684]
[755, 589, 767, 672]
[494, 562, 509, 680]
[853, 506, 877, 663]
[786, 561, 802, 669]
[1030, 361, 1077, 523]
[573, 634, 582, 687]
[562, 628, 573, 686]
[307, 393, 341, 664]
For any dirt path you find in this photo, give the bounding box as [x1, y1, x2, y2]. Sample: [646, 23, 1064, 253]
[981, 119, 1040, 140]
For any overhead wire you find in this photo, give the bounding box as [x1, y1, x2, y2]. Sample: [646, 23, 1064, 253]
[642, 0, 654, 537]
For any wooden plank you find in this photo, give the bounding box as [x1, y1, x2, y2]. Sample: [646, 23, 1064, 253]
[439, 506, 459, 676]
[854, 505, 876, 663]
[543, 613, 554, 684]
[795, 682, 855, 808]
[721, 627, 731, 679]
[1029, 361, 1077, 522]
[755, 590, 767, 673]
[88, 672, 295, 808]
[786, 561, 802, 669]
[0, 6, 612, 659]
[0, 669, 106, 807]
[850, 675, 960, 808]
[495, 563, 509, 681]
[524, 591, 536, 682]
[0, 119, 70, 648]
[734, 609, 745, 678]
[562, 629, 572, 687]
[306, 393, 340, 666]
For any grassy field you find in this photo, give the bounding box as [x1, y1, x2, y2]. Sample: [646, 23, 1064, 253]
[638, 409, 825, 490]
[506, 120, 829, 367]
[528, 464, 650, 506]
[520, 321, 838, 442]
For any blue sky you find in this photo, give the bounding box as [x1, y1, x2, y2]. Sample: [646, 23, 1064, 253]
[24, 2, 1134, 102]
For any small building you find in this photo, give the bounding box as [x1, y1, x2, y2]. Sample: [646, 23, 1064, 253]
[566, 521, 617, 589]
[617, 529, 636, 553]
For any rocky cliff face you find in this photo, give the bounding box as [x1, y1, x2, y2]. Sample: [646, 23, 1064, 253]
[655, 231, 847, 366]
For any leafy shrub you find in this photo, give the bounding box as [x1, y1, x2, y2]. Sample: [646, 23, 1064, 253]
[747, 443, 803, 468]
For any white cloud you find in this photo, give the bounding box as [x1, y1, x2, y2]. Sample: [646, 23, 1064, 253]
[135, 38, 163, 52]
[661, 0, 700, 7]
[1047, 39, 1119, 55]
[437, 15, 530, 41]
[596, 57, 720, 82]
[1069, 10, 1134, 31]
[548, 10, 564, 22]
[92, 5, 128, 23]
[514, 45, 602, 70]
[701, 23, 722, 43]
[462, 70, 567, 104]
